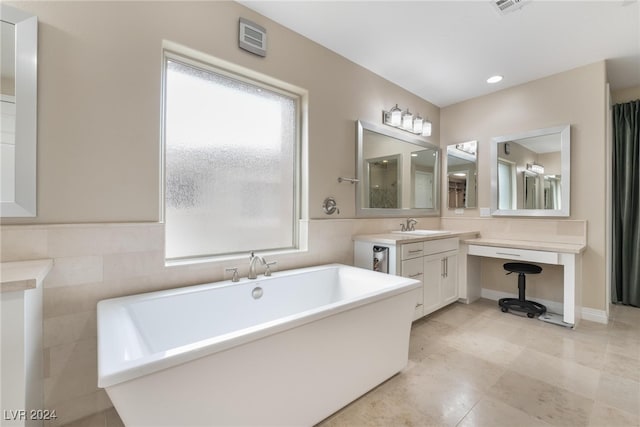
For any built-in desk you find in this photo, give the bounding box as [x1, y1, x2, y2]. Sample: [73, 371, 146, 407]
[463, 238, 586, 326]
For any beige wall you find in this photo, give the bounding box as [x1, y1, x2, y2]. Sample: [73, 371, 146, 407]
[441, 61, 608, 311]
[0, 2, 442, 424]
[2, 0, 438, 225]
[611, 85, 640, 104]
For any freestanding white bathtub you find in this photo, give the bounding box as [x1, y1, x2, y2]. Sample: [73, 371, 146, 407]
[97, 263, 420, 426]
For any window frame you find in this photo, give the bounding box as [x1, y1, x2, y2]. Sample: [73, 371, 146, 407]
[160, 44, 307, 263]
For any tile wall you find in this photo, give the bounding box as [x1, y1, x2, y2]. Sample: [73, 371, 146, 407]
[441, 217, 587, 245]
[0, 217, 440, 426]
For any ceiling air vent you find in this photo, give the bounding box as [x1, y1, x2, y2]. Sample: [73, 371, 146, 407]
[239, 18, 267, 57]
[492, 0, 529, 15]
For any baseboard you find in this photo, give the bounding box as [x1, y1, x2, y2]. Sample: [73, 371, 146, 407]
[581, 307, 609, 324]
[480, 288, 609, 324]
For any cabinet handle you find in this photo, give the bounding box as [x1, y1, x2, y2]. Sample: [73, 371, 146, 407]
[408, 273, 422, 279]
[408, 249, 423, 254]
[415, 303, 423, 308]
[440, 257, 448, 278]
[496, 252, 521, 257]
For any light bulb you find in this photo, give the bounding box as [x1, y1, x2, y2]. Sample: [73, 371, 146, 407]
[413, 115, 424, 134]
[422, 120, 432, 137]
[402, 110, 413, 130]
[389, 104, 402, 126]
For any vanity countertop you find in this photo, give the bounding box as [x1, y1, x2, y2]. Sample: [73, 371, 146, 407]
[353, 230, 480, 245]
[1, 259, 54, 293]
[463, 238, 586, 254]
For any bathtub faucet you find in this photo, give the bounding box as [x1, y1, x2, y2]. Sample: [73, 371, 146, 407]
[248, 251, 266, 279]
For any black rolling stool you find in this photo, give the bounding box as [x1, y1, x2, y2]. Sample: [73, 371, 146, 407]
[498, 262, 546, 318]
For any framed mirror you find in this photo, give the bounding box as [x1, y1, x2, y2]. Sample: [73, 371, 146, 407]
[490, 125, 570, 217]
[356, 120, 440, 217]
[446, 140, 477, 209]
[0, 5, 37, 217]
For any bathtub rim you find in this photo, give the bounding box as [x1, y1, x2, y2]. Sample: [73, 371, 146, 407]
[97, 263, 420, 388]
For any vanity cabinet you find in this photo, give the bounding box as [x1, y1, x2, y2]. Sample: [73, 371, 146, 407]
[354, 237, 459, 321]
[413, 240, 458, 320]
[1, 259, 52, 427]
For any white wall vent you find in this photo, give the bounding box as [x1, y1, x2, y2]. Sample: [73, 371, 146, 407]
[239, 18, 267, 57]
[492, 0, 529, 15]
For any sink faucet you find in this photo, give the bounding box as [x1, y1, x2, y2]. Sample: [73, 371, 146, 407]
[248, 251, 265, 279]
[406, 218, 417, 231]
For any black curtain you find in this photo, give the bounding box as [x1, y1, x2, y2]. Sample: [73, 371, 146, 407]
[612, 100, 640, 306]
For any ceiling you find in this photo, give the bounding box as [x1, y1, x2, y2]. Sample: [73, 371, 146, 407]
[238, 0, 640, 107]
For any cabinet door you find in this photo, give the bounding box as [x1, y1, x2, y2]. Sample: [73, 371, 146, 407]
[422, 255, 442, 315]
[441, 254, 458, 305]
[402, 257, 424, 320]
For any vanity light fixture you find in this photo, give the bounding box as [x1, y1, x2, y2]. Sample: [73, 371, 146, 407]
[455, 141, 477, 155]
[454, 172, 467, 177]
[527, 163, 545, 174]
[487, 75, 503, 84]
[383, 104, 432, 137]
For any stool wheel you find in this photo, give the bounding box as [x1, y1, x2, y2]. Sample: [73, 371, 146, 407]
[501, 307, 508, 313]
[527, 313, 535, 318]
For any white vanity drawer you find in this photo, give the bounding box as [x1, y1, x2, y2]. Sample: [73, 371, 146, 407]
[401, 257, 423, 280]
[423, 238, 459, 255]
[401, 242, 424, 260]
[468, 244, 559, 264]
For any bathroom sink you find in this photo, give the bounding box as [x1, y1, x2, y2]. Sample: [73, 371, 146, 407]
[391, 229, 452, 236]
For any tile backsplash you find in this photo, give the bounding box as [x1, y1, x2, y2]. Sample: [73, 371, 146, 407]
[440, 217, 587, 245]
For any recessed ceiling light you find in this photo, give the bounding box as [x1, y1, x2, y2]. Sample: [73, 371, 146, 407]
[487, 75, 503, 84]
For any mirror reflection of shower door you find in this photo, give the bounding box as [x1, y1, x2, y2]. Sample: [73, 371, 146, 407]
[414, 171, 433, 209]
[498, 159, 516, 210]
[367, 155, 400, 208]
[544, 175, 562, 209]
[523, 171, 539, 209]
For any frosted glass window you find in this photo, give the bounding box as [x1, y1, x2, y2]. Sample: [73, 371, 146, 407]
[164, 57, 299, 260]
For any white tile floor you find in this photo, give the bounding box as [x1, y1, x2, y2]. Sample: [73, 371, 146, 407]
[71, 299, 640, 427]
